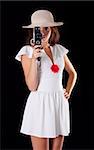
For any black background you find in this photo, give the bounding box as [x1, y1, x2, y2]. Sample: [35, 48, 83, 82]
[1, 1, 94, 150]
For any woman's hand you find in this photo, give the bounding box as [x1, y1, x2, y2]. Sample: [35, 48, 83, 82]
[63, 88, 70, 100]
[30, 38, 42, 60]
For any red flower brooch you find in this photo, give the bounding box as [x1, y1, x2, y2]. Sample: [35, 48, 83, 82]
[50, 64, 59, 73]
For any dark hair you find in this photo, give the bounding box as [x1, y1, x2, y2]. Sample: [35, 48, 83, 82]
[49, 27, 60, 46]
[23, 26, 60, 46]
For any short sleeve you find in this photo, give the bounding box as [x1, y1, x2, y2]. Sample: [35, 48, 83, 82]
[15, 45, 33, 61]
[56, 44, 69, 56]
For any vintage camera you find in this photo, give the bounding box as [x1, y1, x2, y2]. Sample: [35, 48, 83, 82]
[33, 27, 42, 61]
[33, 27, 42, 45]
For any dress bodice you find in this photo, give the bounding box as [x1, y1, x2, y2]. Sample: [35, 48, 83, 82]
[15, 44, 69, 92]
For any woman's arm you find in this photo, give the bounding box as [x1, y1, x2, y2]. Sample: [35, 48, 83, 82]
[64, 54, 77, 99]
[21, 46, 42, 91]
[21, 56, 39, 91]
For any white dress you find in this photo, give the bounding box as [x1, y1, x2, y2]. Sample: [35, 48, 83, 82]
[15, 44, 70, 138]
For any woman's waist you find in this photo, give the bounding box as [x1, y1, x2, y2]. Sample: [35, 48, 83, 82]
[37, 79, 63, 91]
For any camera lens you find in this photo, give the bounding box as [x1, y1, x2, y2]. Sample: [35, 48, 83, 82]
[36, 40, 41, 44]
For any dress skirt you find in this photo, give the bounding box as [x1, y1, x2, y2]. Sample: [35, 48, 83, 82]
[20, 90, 70, 138]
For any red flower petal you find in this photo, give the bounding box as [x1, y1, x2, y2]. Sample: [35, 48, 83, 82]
[51, 64, 59, 73]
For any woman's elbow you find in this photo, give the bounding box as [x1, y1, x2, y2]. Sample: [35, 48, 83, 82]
[26, 79, 38, 91]
[27, 84, 37, 91]
[70, 70, 77, 79]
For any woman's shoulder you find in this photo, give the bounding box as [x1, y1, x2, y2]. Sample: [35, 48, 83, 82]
[15, 45, 33, 61]
[20, 44, 33, 50]
[54, 44, 69, 55]
[54, 43, 68, 49]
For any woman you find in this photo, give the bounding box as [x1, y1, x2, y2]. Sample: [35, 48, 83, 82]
[15, 10, 77, 150]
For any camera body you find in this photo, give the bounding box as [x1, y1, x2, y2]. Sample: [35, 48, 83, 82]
[33, 27, 42, 45]
[33, 27, 42, 61]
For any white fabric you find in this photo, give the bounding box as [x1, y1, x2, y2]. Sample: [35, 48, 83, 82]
[15, 44, 70, 138]
[15, 45, 33, 61]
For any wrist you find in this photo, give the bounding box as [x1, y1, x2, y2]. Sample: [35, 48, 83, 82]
[66, 89, 71, 96]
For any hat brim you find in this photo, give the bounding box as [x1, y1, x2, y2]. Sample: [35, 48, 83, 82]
[22, 22, 64, 28]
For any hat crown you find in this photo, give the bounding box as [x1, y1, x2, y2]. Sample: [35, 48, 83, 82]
[31, 10, 54, 25]
[22, 9, 63, 28]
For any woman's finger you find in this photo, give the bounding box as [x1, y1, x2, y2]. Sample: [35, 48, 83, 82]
[64, 93, 70, 100]
[34, 45, 42, 49]
[36, 53, 42, 58]
[30, 38, 35, 47]
[35, 48, 42, 53]
[33, 49, 43, 59]
[64, 91, 68, 96]
[63, 88, 66, 93]
[64, 91, 70, 99]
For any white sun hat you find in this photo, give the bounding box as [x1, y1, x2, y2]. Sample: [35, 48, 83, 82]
[22, 10, 64, 28]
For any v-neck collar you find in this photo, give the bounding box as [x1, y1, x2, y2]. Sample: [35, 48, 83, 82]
[42, 46, 54, 65]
